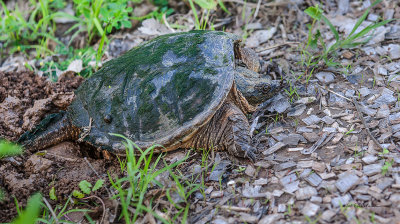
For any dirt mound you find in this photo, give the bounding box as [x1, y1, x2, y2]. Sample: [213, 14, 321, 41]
[0, 71, 84, 141]
[0, 71, 121, 222]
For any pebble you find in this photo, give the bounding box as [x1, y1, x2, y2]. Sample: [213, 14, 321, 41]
[335, 172, 360, 193]
[258, 214, 283, 224]
[275, 161, 297, 171]
[386, 44, 400, 59]
[305, 173, 323, 187]
[245, 165, 256, 177]
[277, 204, 286, 213]
[210, 191, 224, 198]
[331, 194, 352, 207]
[296, 186, 317, 200]
[363, 163, 383, 176]
[316, 72, 335, 83]
[302, 115, 321, 125]
[358, 87, 371, 97]
[322, 116, 335, 124]
[287, 104, 306, 117]
[362, 154, 378, 164]
[376, 177, 394, 191]
[263, 142, 286, 155]
[321, 210, 337, 222]
[271, 189, 284, 197]
[254, 178, 268, 185]
[301, 202, 320, 217]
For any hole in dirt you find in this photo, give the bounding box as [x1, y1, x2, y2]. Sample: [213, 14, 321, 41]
[77, 142, 104, 159]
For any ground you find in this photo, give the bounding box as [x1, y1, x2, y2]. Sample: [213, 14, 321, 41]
[1, 0, 400, 223]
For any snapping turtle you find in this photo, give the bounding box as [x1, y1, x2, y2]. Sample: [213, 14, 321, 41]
[20, 30, 277, 160]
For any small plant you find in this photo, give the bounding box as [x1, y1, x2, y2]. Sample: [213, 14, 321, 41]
[72, 179, 104, 199]
[49, 187, 57, 201]
[301, 0, 392, 68]
[0, 140, 23, 158]
[12, 193, 42, 224]
[187, 0, 229, 30]
[381, 159, 393, 175]
[108, 134, 186, 223]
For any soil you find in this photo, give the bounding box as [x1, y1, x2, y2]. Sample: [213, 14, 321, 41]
[0, 71, 121, 222]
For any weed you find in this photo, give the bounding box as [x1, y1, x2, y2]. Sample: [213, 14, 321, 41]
[49, 187, 57, 201]
[187, 0, 228, 30]
[107, 133, 186, 223]
[0, 140, 23, 158]
[12, 193, 42, 224]
[37, 196, 90, 224]
[72, 179, 104, 199]
[301, 0, 392, 68]
[381, 159, 393, 175]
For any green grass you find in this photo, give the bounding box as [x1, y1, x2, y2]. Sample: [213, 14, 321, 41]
[0, 0, 173, 78]
[108, 133, 195, 223]
[300, 0, 392, 68]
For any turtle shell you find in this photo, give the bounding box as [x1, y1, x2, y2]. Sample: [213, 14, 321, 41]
[67, 30, 238, 151]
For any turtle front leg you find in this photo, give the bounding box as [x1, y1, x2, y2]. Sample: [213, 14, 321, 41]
[187, 91, 256, 161]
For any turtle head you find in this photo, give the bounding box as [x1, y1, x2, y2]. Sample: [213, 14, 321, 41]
[234, 42, 260, 73]
[234, 66, 280, 105]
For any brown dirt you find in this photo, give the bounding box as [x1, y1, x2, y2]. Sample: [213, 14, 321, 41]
[0, 71, 122, 222]
[0, 71, 84, 140]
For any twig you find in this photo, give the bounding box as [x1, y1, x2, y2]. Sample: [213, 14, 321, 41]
[352, 98, 384, 151]
[253, 0, 262, 20]
[84, 196, 106, 224]
[249, 115, 260, 138]
[163, 13, 175, 33]
[256, 42, 300, 53]
[42, 197, 59, 224]
[316, 84, 352, 102]
[220, 205, 251, 212]
[78, 118, 93, 142]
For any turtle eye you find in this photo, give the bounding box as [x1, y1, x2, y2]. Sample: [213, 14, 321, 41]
[104, 115, 112, 123]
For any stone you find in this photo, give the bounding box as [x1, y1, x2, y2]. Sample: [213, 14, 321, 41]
[358, 87, 371, 97]
[386, 44, 400, 59]
[258, 214, 283, 224]
[303, 132, 319, 142]
[376, 104, 390, 118]
[315, 72, 335, 83]
[363, 163, 383, 176]
[322, 116, 335, 125]
[302, 115, 321, 125]
[254, 178, 268, 185]
[275, 161, 297, 171]
[321, 210, 337, 222]
[332, 194, 352, 207]
[376, 177, 394, 191]
[263, 142, 286, 155]
[301, 202, 320, 217]
[296, 186, 317, 200]
[245, 165, 256, 177]
[305, 173, 323, 187]
[287, 104, 306, 117]
[277, 204, 286, 213]
[335, 172, 360, 193]
[362, 154, 378, 164]
[210, 191, 224, 198]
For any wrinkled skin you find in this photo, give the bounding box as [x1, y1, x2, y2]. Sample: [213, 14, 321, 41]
[20, 30, 278, 161]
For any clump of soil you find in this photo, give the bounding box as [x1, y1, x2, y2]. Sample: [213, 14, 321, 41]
[0, 70, 105, 222]
[0, 71, 84, 141]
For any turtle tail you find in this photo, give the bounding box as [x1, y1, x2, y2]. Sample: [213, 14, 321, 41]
[18, 111, 81, 152]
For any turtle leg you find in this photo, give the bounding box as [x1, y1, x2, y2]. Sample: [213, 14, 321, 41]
[18, 111, 81, 152]
[187, 85, 256, 161]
